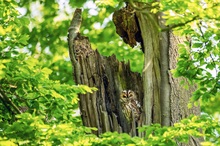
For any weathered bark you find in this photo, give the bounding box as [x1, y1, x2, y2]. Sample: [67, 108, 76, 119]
[135, 3, 201, 145]
[70, 46, 143, 135]
[68, 5, 201, 145]
[136, 7, 161, 126]
[169, 33, 200, 124]
[169, 33, 202, 146]
[68, 9, 143, 135]
[158, 12, 171, 127]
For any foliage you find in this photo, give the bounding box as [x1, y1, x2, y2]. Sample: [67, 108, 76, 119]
[161, 0, 220, 114]
[0, 0, 96, 142]
[138, 115, 220, 146]
[80, 1, 144, 73]
[0, 113, 97, 145]
[1, 114, 220, 145]
[0, 0, 220, 145]
[76, 115, 220, 145]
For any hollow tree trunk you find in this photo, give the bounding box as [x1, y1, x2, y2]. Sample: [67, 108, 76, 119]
[68, 9, 143, 136]
[68, 5, 201, 145]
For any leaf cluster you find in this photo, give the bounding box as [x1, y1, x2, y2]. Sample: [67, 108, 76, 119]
[1, 114, 220, 145]
[0, 0, 96, 127]
[0, 113, 97, 145]
[0, 53, 96, 123]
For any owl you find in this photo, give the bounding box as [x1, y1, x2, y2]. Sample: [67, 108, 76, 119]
[120, 90, 141, 122]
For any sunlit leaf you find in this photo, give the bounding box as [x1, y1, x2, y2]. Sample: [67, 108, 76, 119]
[51, 90, 65, 99]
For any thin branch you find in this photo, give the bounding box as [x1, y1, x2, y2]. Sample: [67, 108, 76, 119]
[161, 16, 199, 31]
[196, 22, 218, 77]
[0, 91, 14, 114]
[0, 87, 22, 114]
[209, 54, 218, 76]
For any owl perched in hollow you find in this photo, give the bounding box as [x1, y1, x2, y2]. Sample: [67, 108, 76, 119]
[120, 90, 141, 122]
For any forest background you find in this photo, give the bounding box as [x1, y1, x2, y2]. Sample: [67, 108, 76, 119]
[0, 0, 219, 145]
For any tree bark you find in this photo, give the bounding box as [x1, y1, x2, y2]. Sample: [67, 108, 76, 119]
[169, 33, 202, 146]
[68, 9, 143, 135]
[68, 5, 201, 145]
[136, 7, 161, 126]
[135, 3, 201, 145]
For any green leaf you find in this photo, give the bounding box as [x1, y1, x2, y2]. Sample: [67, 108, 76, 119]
[41, 68, 53, 76]
[95, 0, 118, 7]
[18, 34, 29, 45]
[192, 42, 203, 48]
[51, 90, 65, 99]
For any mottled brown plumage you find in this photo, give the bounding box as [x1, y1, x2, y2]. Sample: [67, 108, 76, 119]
[120, 90, 141, 122]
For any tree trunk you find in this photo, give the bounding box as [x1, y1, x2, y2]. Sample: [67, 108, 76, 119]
[68, 5, 201, 145]
[136, 4, 201, 145]
[68, 9, 143, 135]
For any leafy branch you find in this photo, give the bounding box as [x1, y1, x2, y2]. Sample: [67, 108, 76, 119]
[197, 22, 219, 77]
[161, 16, 199, 31]
[128, 0, 199, 31]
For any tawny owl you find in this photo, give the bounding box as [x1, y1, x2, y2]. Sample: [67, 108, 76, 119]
[120, 90, 141, 122]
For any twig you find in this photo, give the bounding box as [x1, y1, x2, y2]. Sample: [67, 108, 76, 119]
[0, 87, 22, 114]
[161, 16, 199, 31]
[0, 91, 14, 114]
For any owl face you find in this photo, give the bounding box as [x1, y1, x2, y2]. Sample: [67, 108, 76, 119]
[120, 90, 136, 102]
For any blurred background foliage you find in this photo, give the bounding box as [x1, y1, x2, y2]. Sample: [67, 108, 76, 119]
[0, 0, 144, 144]
[16, 0, 144, 79]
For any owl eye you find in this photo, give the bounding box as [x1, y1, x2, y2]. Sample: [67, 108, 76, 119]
[121, 90, 127, 97]
[128, 90, 134, 97]
[122, 95, 127, 98]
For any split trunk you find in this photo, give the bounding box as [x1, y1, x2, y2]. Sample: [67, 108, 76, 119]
[68, 6, 201, 145]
